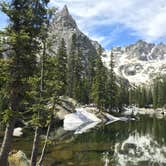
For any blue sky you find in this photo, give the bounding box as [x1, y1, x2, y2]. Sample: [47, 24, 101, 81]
[1, 0, 166, 49]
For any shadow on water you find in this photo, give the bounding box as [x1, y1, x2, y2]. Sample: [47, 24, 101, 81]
[0, 115, 166, 166]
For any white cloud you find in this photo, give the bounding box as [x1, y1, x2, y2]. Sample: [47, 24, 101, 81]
[50, 0, 166, 47]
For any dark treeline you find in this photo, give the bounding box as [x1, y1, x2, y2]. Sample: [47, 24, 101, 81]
[129, 76, 166, 108]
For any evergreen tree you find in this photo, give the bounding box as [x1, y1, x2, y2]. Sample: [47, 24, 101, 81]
[30, 6, 57, 166]
[66, 33, 83, 102]
[73, 47, 83, 101]
[0, 58, 9, 122]
[107, 52, 117, 110]
[153, 79, 159, 108]
[66, 33, 77, 97]
[139, 87, 147, 108]
[0, 0, 49, 165]
[116, 81, 129, 109]
[152, 75, 166, 108]
[146, 88, 153, 106]
[80, 77, 90, 104]
[158, 80, 165, 107]
[91, 57, 107, 110]
[56, 38, 68, 96]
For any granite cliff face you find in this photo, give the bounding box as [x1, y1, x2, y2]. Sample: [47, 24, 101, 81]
[102, 40, 166, 85]
[48, 5, 102, 73]
[48, 5, 166, 85]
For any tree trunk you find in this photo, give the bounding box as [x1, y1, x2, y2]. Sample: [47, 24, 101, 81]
[31, 35, 45, 166]
[37, 117, 52, 166]
[0, 117, 16, 166]
[30, 127, 41, 166]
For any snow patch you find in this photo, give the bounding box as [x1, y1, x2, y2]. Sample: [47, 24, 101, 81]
[63, 107, 101, 132]
[102, 46, 166, 85]
[13, 127, 23, 137]
[64, 107, 134, 134]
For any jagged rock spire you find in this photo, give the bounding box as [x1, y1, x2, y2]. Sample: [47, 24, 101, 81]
[61, 5, 69, 16]
[52, 4, 77, 29]
[48, 3, 102, 75]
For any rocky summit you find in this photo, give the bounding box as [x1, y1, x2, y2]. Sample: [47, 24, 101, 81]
[48, 5, 102, 74]
[102, 40, 166, 85]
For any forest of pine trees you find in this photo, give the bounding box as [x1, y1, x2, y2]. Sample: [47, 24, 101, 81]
[128, 75, 166, 108]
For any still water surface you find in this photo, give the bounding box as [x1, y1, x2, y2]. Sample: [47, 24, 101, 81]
[3, 115, 166, 166]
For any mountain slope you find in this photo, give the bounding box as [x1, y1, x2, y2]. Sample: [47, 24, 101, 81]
[102, 40, 166, 85]
[48, 5, 102, 74]
[48, 6, 166, 85]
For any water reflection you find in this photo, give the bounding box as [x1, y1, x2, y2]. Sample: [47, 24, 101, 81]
[71, 115, 166, 166]
[1, 115, 165, 166]
[102, 152, 110, 166]
[74, 122, 100, 134]
[114, 132, 166, 166]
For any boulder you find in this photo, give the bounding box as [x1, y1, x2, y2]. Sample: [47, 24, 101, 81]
[9, 151, 30, 166]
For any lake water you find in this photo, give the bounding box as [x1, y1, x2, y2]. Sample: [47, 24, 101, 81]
[1, 114, 166, 166]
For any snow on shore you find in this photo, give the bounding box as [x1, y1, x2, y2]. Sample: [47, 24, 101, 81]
[63, 107, 101, 132]
[123, 106, 166, 117]
[63, 107, 134, 134]
[76, 107, 101, 122]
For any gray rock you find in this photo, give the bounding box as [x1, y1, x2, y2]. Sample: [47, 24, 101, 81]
[48, 5, 102, 75]
[104, 40, 166, 85]
[9, 151, 30, 166]
[54, 96, 78, 120]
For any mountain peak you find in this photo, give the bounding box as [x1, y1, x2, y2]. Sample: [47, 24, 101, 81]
[103, 40, 166, 85]
[51, 5, 77, 30]
[136, 40, 147, 45]
[61, 5, 69, 16]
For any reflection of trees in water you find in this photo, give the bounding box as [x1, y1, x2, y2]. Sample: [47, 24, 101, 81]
[71, 116, 166, 166]
[128, 116, 166, 145]
[108, 116, 166, 166]
[73, 116, 165, 144]
[113, 132, 166, 166]
[73, 121, 130, 143]
[48, 116, 166, 165]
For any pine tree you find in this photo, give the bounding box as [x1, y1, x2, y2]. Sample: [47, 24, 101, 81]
[30, 5, 56, 166]
[139, 87, 146, 108]
[146, 88, 153, 106]
[116, 81, 129, 109]
[80, 78, 90, 104]
[107, 52, 117, 110]
[66, 33, 77, 97]
[66, 33, 83, 101]
[91, 57, 107, 110]
[0, 58, 9, 122]
[73, 47, 83, 101]
[158, 80, 165, 107]
[56, 38, 68, 96]
[0, 0, 49, 165]
[153, 79, 159, 108]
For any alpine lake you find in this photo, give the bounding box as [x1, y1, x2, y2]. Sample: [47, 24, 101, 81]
[0, 114, 166, 166]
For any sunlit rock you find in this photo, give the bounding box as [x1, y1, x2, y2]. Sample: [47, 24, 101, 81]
[102, 41, 166, 85]
[9, 150, 30, 166]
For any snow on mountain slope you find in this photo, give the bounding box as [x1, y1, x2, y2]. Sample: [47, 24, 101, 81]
[102, 40, 166, 85]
